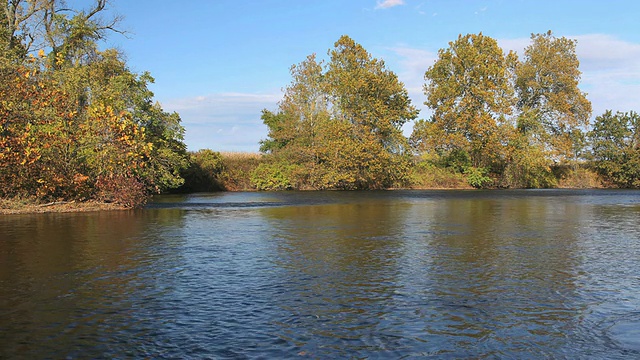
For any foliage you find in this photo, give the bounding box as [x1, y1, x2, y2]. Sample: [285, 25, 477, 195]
[217, 152, 264, 191]
[500, 131, 557, 188]
[251, 161, 299, 191]
[0, 0, 187, 206]
[589, 110, 640, 188]
[515, 31, 592, 163]
[409, 155, 469, 189]
[420, 33, 516, 171]
[555, 165, 602, 189]
[95, 174, 148, 208]
[257, 35, 418, 190]
[463, 166, 492, 189]
[412, 31, 593, 189]
[179, 149, 226, 192]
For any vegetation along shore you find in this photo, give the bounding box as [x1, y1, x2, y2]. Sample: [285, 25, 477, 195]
[1, 2, 638, 214]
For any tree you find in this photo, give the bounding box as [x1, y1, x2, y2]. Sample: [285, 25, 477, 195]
[0, 0, 187, 206]
[515, 31, 592, 162]
[1, 0, 54, 60]
[589, 110, 640, 188]
[418, 33, 517, 174]
[325, 35, 418, 188]
[257, 35, 418, 190]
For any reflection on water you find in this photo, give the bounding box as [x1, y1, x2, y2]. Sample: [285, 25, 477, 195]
[1, 190, 640, 358]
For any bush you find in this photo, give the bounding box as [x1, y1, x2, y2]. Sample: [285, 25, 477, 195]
[95, 175, 148, 208]
[218, 152, 264, 191]
[251, 161, 299, 190]
[555, 165, 603, 189]
[464, 166, 492, 188]
[409, 157, 469, 189]
[179, 149, 226, 192]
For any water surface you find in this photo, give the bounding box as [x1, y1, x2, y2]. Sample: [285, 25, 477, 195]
[1, 190, 639, 358]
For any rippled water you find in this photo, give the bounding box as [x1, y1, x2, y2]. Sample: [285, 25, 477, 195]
[1, 190, 640, 358]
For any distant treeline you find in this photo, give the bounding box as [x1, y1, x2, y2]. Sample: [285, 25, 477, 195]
[180, 33, 637, 192]
[2, 2, 638, 209]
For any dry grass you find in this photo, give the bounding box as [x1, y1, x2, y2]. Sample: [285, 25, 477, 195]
[0, 198, 128, 215]
[218, 152, 262, 160]
[409, 164, 471, 189]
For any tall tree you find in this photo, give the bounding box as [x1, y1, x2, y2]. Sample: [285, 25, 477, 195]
[1, 0, 54, 60]
[326, 35, 418, 151]
[419, 33, 517, 172]
[325, 35, 418, 188]
[515, 31, 592, 162]
[258, 35, 418, 190]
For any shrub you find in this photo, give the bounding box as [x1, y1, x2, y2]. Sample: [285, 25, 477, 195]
[409, 157, 469, 189]
[95, 175, 148, 208]
[464, 166, 492, 188]
[250, 161, 299, 191]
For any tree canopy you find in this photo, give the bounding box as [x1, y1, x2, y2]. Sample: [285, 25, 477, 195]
[0, 0, 188, 206]
[412, 31, 594, 188]
[589, 111, 640, 188]
[258, 35, 418, 190]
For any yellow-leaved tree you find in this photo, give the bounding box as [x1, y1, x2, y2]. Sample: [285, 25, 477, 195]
[256, 35, 418, 190]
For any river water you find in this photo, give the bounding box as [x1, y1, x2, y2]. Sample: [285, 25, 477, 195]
[1, 190, 639, 358]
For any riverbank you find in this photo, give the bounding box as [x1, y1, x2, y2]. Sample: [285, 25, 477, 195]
[0, 199, 129, 215]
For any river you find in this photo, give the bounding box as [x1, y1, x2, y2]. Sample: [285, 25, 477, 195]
[1, 190, 639, 358]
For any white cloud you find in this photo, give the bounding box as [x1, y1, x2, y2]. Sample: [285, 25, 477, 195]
[497, 37, 530, 55]
[386, 46, 438, 136]
[500, 34, 640, 118]
[573, 34, 640, 116]
[389, 46, 436, 100]
[161, 92, 282, 152]
[375, 0, 405, 10]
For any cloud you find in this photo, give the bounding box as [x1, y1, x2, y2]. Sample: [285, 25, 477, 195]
[385, 46, 439, 136]
[389, 46, 436, 97]
[573, 34, 640, 115]
[161, 92, 282, 152]
[474, 6, 487, 15]
[499, 34, 640, 118]
[375, 0, 405, 10]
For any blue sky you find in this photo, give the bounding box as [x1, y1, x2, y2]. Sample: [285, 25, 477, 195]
[92, 0, 640, 152]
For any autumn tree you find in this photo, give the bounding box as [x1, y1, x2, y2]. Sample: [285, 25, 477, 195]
[0, 0, 188, 206]
[515, 31, 592, 163]
[589, 110, 640, 188]
[416, 33, 516, 185]
[325, 35, 418, 188]
[412, 31, 592, 188]
[257, 36, 418, 190]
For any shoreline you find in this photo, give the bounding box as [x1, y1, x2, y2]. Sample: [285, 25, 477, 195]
[2, 185, 616, 215]
[0, 200, 129, 215]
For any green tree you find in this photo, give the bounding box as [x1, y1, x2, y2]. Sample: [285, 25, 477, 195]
[589, 110, 640, 188]
[0, 0, 187, 206]
[515, 31, 592, 162]
[180, 149, 226, 192]
[257, 35, 418, 190]
[325, 35, 418, 188]
[418, 33, 517, 175]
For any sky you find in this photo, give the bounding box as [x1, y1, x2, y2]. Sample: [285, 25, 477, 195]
[86, 0, 640, 152]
